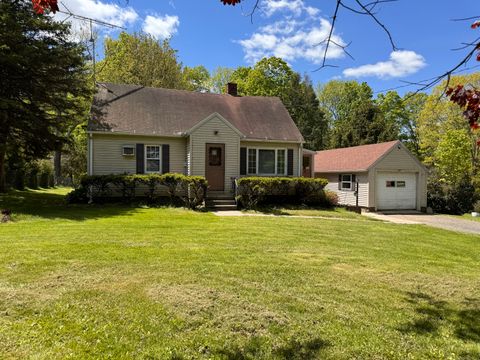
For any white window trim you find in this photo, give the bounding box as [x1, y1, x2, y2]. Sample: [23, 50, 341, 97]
[340, 174, 354, 191]
[145, 145, 162, 174]
[246, 148, 288, 176]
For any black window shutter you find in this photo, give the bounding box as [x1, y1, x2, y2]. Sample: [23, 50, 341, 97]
[240, 147, 247, 175]
[136, 144, 144, 174]
[162, 144, 170, 174]
[338, 174, 342, 190]
[352, 174, 356, 190]
[287, 149, 294, 176]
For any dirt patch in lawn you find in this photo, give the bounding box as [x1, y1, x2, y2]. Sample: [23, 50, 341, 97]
[147, 283, 290, 335]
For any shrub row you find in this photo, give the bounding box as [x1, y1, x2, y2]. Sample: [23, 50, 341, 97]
[6, 159, 54, 190]
[236, 177, 331, 209]
[66, 174, 208, 209]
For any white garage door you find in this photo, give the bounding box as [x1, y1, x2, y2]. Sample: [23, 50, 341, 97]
[376, 173, 417, 210]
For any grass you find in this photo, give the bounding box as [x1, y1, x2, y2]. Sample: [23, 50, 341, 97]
[460, 214, 480, 222]
[0, 188, 479, 359]
[244, 205, 367, 219]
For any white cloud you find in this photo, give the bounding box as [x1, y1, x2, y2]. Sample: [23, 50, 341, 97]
[238, 17, 346, 64]
[143, 14, 179, 39]
[55, 0, 138, 28]
[262, 0, 319, 18]
[343, 50, 427, 79]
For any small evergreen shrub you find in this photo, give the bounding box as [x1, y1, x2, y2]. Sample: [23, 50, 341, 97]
[236, 177, 328, 209]
[322, 190, 339, 208]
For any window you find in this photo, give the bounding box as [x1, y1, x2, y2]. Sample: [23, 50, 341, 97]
[208, 147, 222, 166]
[386, 181, 396, 188]
[145, 145, 161, 173]
[122, 145, 135, 156]
[247, 148, 287, 175]
[258, 149, 275, 174]
[340, 174, 354, 190]
[397, 181, 406, 188]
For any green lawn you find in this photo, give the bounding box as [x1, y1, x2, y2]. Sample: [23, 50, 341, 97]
[0, 189, 479, 359]
[460, 214, 480, 222]
[244, 205, 367, 219]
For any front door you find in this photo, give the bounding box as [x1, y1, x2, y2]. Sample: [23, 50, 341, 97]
[205, 143, 225, 191]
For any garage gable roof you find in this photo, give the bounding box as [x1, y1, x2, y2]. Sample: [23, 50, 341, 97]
[314, 141, 400, 173]
[89, 83, 304, 142]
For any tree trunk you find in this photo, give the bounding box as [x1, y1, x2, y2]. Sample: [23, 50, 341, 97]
[54, 149, 62, 185]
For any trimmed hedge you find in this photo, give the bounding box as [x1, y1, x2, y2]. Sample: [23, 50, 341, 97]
[236, 177, 329, 209]
[66, 174, 208, 210]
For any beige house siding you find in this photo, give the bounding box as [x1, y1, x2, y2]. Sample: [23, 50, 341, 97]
[241, 141, 301, 177]
[91, 134, 187, 175]
[189, 114, 241, 192]
[370, 145, 428, 210]
[316, 172, 369, 207]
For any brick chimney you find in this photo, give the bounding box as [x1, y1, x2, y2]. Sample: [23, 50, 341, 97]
[226, 82, 238, 96]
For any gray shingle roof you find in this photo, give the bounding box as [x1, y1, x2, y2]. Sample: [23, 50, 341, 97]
[89, 83, 304, 142]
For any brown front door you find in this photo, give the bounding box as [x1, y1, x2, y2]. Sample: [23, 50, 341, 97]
[205, 143, 225, 191]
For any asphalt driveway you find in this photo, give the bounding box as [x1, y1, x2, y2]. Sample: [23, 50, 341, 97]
[364, 212, 480, 235]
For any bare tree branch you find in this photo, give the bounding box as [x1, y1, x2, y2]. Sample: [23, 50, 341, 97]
[353, 0, 398, 50]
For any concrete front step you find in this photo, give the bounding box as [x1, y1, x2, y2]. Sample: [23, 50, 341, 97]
[206, 198, 237, 211]
[207, 204, 238, 211]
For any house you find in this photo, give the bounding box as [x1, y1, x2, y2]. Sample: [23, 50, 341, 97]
[87, 83, 305, 194]
[313, 141, 428, 211]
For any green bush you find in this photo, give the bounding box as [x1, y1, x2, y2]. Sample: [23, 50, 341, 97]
[65, 186, 89, 204]
[236, 177, 328, 209]
[112, 174, 137, 203]
[179, 176, 208, 210]
[25, 161, 40, 189]
[322, 190, 339, 208]
[427, 175, 475, 215]
[38, 160, 53, 188]
[68, 174, 208, 210]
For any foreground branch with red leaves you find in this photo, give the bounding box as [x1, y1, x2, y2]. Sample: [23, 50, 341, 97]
[32, 0, 58, 14]
[220, 0, 242, 5]
[447, 20, 480, 143]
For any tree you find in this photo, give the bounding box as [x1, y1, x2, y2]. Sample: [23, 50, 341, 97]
[434, 130, 473, 185]
[97, 32, 185, 89]
[209, 67, 234, 94]
[0, 0, 91, 192]
[231, 58, 328, 149]
[418, 74, 480, 191]
[283, 74, 328, 150]
[182, 65, 210, 92]
[318, 80, 398, 148]
[401, 92, 428, 157]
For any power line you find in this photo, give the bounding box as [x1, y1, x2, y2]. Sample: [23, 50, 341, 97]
[58, 2, 126, 83]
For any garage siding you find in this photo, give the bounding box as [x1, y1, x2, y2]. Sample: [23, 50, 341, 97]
[92, 134, 187, 175]
[371, 145, 427, 210]
[315, 172, 369, 207]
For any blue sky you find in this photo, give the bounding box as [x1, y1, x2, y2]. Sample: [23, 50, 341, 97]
[56, 0, 479, 95]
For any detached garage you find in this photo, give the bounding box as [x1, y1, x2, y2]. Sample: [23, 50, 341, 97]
[313, 141, 427, 212]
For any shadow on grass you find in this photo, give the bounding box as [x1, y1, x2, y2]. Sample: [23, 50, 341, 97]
[0, 188, 141, 222]
[398, 292, 480, 343]
[252, 204, 337, 216]
[213, 336, 330, 360]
